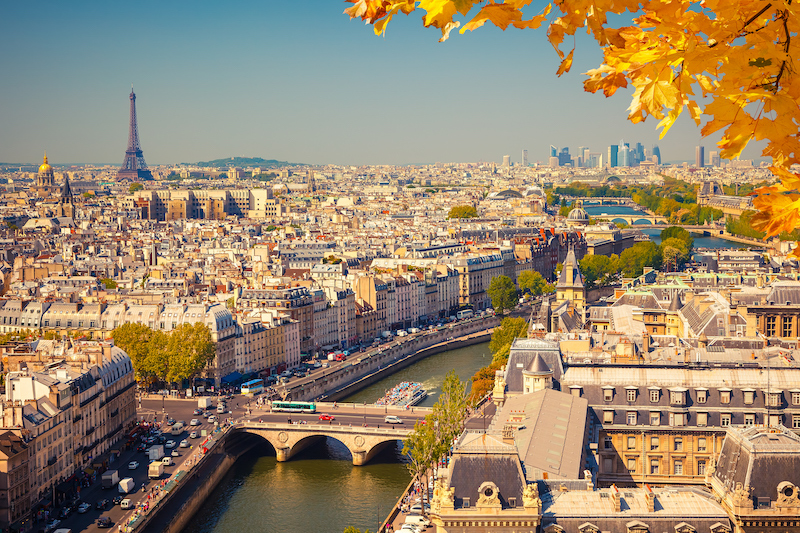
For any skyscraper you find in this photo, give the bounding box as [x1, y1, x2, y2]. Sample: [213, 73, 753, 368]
[550, 145, 557, 158]
[577, 146, 586, 167]
[502, 154, 511, 167]
[608, 145, 619, 168]
[696, 145, 705, 168]
[652, 145, 661, 164]
[619, 140, 629, 167]
[558, 147, 572, 166]
[710, 151, 720, 167]
[522, 150, 528, 167]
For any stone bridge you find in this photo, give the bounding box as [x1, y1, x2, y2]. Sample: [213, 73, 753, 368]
[232, 421, 413, 465]
[593, 213, 667, 225]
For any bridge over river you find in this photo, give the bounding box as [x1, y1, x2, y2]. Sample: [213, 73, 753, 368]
[231, 402, 431, 465]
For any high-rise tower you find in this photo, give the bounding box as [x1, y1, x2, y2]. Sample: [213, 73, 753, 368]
[696, 145, 705, 168]
[117, 88, 153, 181]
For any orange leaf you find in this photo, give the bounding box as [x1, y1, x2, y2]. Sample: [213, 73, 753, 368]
[556, 49, 574, 76]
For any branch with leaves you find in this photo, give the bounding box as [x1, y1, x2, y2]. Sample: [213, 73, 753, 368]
[345, 0, 800, 252]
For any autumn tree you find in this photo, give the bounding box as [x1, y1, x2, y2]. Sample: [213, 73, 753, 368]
[487, 275, 518, 314]
[579, 254, 619, 289]
[345, 0, 800, 252]
[447, 205, 478, 219]
[619, 241, 662, 277]
[489, 316, 528, 355]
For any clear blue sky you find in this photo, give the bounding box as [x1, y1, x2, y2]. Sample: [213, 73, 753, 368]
[0, 0, 766, 166]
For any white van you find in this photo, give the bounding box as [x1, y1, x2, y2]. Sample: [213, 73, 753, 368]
[161, 456, 172, 466]
[404, 514, 431, 527]
[385, 415, 403, 424]
[120, 499, 133, 510]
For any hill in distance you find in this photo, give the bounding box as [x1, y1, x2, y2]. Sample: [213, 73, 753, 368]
[191, 156, 301, 168]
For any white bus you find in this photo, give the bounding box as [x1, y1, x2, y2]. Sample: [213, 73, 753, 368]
[456, 309, 474, 320]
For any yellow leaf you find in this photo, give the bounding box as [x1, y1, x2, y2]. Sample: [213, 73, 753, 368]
[461, 3, 520, 33]
[556, 49, 574, 76]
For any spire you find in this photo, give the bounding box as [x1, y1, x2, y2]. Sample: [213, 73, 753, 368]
[61, 174, 73, 199]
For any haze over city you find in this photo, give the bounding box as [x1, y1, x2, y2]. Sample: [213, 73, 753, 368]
[0, 0, 768, 167]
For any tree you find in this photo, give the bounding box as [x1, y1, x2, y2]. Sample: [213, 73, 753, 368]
[618, 241, 662, 277]
[447, 205, 478, 219]
[517, 270, 552, 296]
[100, 278, 117, 289]
[579, 254, 619, 289]
[345, 1, 800, 252]
[487, 275, 518, 315]
[111, 323, 156, 382]
[488, 317, 528, 355]
[660, 237, 691, 271]
[403, 414, 437, 515]
[343, 528, 373, 533]
[129, 183, 143, 193]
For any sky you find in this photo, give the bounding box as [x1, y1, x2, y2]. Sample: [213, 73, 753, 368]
[0, 0, 767, 167]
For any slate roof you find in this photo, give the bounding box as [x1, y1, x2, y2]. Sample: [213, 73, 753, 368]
[557, 248, 584, 288]
[448, 451, 527, 509]
[506, 339, 563, 391]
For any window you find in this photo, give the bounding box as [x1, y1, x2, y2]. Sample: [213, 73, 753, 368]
[603, 411, 614, 424]
[698, 438, 707, 452]
[673, 459, 683, 475]
[670, 391, 684, 404]
[570, 387, 581, 397]
[650, 412, 660, 426]
[669, 412, 685, 426]
[649, 390, 660, 403]
[721, 414, 731, 427]
[744, 413, 755, 426]
[743, 390, 755, 405]
[627, 458, 637, 473]
[603, 388, 614, 401]
[627, 412, 637, 425]
[781, 316, 792, 337]
[603, 457, 614, 473]
[769, 414, 782, 427]
[697, 460, 707, 475]
[627, 436, 636, 450]
[793, 415, 800, 429]
[767, 393, 781, 407]
[627, 389, 637, 402]
[697, 412, 708, 427]
[720, 390, 731, 404]
[672, 437, 682, 451]
[650, 459, 659, 474]
[696, 390, 707, 403]
[793, 392, 800, 406]
[766, 315, 776, 336]
[650, 437, 660, 451]
[604, 437, 613, 450]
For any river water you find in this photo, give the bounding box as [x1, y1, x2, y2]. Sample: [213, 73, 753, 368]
[582, 204, 749, 249]
[181, 342, 492, 533]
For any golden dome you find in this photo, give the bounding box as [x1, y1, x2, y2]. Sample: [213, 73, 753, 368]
[39, 153, 52, 174]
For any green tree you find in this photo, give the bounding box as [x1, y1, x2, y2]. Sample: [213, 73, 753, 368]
[517, 271, 552, 296]
[579, 254, 619, 289]
[82, 192, 94, 198]
[402, 415, 437, 516]
[487, 275, 518, 315]
[618, 241, 662, 277]
[447, 205, 478, 219]
[660, 237, 691, 271]
[129, 183, 144, 193]
[558, 200, 572, 218]
[164, 323, 216, 384]
[111, 323, 156, 382]
[660, 226, 695, 252]
[99, 278, 117, 289]
[488, 317, 528, 356]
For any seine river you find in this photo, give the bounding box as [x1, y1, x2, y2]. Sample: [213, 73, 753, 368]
[582, 204, 748, 249]
[181, 342, 492, 533]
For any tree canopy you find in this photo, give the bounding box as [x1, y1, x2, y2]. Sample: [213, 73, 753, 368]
[128, 183, 143, 193]
[345, 0, 800, 250]
[487, 275, 518, 314]
[111, 322, 216, 385]
[447, 204, 478, 219]
[517, 270, 553, 296]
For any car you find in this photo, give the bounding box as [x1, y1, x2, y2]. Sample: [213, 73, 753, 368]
[136, 444, 147, 453]
[112, 496, 123, 505]
[180, 439, 189, 448]
[128, 461, 139, 470]
[203, 411, 211, 418]
[44, 518, 60, 531]
[77, 502, 91, 514]
[190, 431, 198, 439]
[208, 415, 216, 423]
[193, 409, 203, 415]
[58, 507, 71, 519]
[167, 418, 176, 426]
[318, 414, 335, 421]
[385, 415, 403, 424]
[190, 418, 201, 426]
[96, 516, 113, 528]
[96, 499, 109, 510]
[165, 440, 176, 449]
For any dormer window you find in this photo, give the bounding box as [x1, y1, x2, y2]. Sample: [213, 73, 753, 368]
[649, 389, 660, 403]
[669, 389, 686, 405]
[720, 389, 731, 404]
[603, 387, 614, 402]
[626, 388, 637, 402]
[743, 389, 755, 405]
[696, 389, 708, 403]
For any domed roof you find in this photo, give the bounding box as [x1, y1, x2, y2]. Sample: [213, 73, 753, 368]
[567, 207, 589, 221]
[38, 153, 52, 174]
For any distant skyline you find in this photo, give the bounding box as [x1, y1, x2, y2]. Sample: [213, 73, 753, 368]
[0, 1, 768, 167]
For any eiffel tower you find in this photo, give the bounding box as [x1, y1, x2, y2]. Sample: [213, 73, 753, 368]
[117, 88, 153, 181]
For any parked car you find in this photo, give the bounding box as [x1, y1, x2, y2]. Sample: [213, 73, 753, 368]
[128, 461, 139, 470]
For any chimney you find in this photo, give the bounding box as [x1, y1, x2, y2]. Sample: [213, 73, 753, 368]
[502, 424, 515, 445]
[645, 484, 656, 512]
[612, 485, 621, 512]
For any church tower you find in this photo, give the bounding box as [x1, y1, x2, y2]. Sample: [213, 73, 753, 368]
[36, 152, 56, 197]
[556, 246, 585, 310]
[57, 174, 75, 219]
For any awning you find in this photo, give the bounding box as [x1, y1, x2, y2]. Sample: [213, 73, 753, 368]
[84, 468, 95, 475]
[221, 371, 242, 384]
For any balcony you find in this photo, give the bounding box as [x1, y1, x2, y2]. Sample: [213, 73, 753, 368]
[85, 427, 95, 437]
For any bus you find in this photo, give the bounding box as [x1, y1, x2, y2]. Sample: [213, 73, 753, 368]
[271, 401, 316, 413]
[456, 309, 474, 320]
[241, 379, 264, 396]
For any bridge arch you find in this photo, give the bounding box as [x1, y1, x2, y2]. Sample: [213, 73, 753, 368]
[610, 217, 629, 225]
[632, 218, 654, 225]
